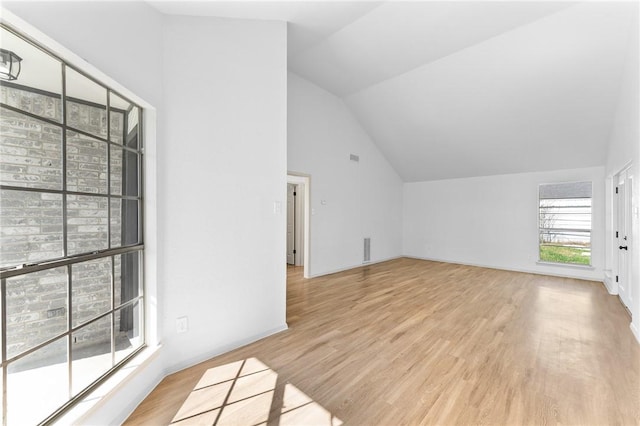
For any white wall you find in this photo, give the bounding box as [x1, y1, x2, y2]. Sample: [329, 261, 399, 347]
[3, 1, 164, 108]
[160, 16, 288, 370]
[605, 8, 640, 340]
[288, 73, 403, 276]
[403, 167, 606, 281]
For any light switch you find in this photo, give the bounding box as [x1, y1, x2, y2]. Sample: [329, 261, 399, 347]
[273, 201, 281, 214]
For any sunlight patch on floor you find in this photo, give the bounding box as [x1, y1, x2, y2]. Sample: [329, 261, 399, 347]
[170, 357, 342, 425]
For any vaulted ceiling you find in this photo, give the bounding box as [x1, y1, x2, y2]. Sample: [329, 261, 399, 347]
[150, 1, 637, 182]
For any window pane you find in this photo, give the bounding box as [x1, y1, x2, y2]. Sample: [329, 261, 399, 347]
[114, 251, 140, 307]
[66, 194, 108, 255]
[66, 67, 107, 139]
[0, 189, 63, 268]
[110, 91, 140, 149]
[123, 150, 139, 196]
[6, 267, 68, 360]
[110, 199, 139, 248]
[0, 27, 63, 122]
[72, 258, 112, 327]
[126, 107, 140, 150]
[66, 130, 108, 194]
[109, 109, 125, 144]
[110, 147, 138, 197]
[115, 299, 142, 364]
[0, 107, 63, 190]
[110, 198, 121, 248]
[109, 92, 128, 145]
[7, 336, 68, 426]
[539, 181, 592, 199]
[539, 182, 591, 265]
[110, 146, 122, 195]
[72, 314, 112, 395]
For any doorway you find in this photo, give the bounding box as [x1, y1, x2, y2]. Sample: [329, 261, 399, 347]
[287, 183, 297, 265]
[287, 173, 311, 278]
[614, 164, 633, 315]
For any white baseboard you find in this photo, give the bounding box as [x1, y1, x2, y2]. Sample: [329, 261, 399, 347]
[308, 255, 402, 278]
[164, 323, 289, 376]
[403, 255, 604, 282]
[602, 271, 618, 295]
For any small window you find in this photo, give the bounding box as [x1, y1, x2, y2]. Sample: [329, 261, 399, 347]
[538, 181, 592, 265]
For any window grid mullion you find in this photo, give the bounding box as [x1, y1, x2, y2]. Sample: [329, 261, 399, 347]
[135, 110, 144, 251]
[67, 264, 73, 400]
[2, 278, 7, 426]
[62, 63, 73, 402]
[0, 245, 144, 279]
[107, 90, 112, 252]
[0, 185, 142, 201]
[62, 63, 68, 258]
[108, 93, 115, 366]
[111, 256, 116, 368]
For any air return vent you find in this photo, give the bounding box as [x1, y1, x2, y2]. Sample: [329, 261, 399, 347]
[364, 237, 371, 263]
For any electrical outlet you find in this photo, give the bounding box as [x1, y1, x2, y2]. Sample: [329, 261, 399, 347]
[176, 316, 189, 334]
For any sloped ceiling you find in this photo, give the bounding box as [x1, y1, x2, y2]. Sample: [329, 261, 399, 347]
[289, 1, 575, 96]
[149, 1, 382, 56]
[342, 2, 636, 181]
[149, 1, 637, 182]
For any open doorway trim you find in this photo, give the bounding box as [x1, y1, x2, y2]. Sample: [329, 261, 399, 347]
[287, 172, 311, 278]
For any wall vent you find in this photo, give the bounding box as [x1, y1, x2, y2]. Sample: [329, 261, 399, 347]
[350, 154, 359, 162]
[364, 237, 371, 263]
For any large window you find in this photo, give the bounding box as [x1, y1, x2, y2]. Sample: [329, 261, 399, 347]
[0, 25, 144, 424]
[539, 181, 592, 266]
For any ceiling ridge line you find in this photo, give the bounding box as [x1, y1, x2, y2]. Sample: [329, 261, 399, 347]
[340, 1, 581, 100]
[288, 1, 387, 60]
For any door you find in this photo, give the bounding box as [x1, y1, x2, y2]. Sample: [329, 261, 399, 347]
[287, 184, 296, 265]
[616, 167, 632, 312]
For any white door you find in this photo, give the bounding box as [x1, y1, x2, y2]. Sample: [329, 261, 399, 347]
[287, 184, 296, 265]
[616, 167, 632, 311]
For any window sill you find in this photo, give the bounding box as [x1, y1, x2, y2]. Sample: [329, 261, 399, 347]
[536, 261, 595, 270]
[57, 344, 162, 425]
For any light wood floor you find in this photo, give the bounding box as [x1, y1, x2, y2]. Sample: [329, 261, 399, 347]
[126, 258, 640, 425]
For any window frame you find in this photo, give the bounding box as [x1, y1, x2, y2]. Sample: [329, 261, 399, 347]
[0, 23, 146, 425]
[537, 180, 593, 267]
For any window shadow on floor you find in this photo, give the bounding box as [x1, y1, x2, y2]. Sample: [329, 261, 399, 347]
[170, 357, 342, 426]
